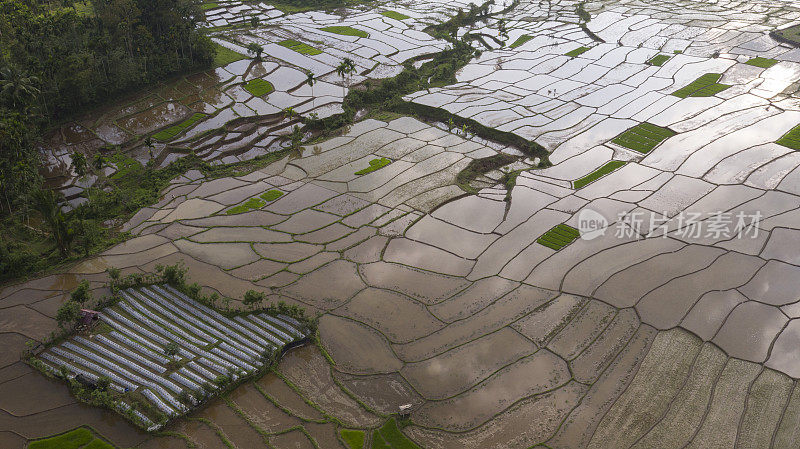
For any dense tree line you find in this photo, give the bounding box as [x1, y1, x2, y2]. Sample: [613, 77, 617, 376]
[0, 0, 215, 282]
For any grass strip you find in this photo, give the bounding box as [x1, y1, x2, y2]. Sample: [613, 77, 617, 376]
[647, 54, 670, 66]
[28, 428, 94, 449]
[573, 160, 626, 189]
[565, 46, 590, 57]
[320, 26, 368, 38]
[381, 11, 410, 20]
[509, 34, 533, 48]
[153, 113, 207, 141]
[278, 39, 322, 55]
[672, 73, 730, 98]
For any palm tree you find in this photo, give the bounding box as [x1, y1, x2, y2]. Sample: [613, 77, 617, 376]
[305, 71, 315, 108]
[0, 65, 40, 111]
[246, 42, 264, 61]
[336, 58, 356, 98]
[32, 189, 72, 258]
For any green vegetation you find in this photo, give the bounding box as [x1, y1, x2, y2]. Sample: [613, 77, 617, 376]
[82, 439, 115, 449]
[244, 79, 275, 97]
[745, 57, 779, 69]
[381, 11, 411, 20]
[455, 153, 518, 193]
[278, 39, 323, 55]
[771, 24, 800, 48]
[200, 2, 219, 10]
[573, 160, 627, 189]
[226, 189, 283, 214]
[153, 113, 207, 141]
[672, 73, 730, 98]
[647, 54, 671, 66]
[213, 42, 248, 67]
[565, 46, 591, 57]
[226, 197, 266, 215]
[509, 34, 534, 48]
[260, 189, 284, 202]
[320, 26, 369, 38]
[777, 124, 800, 150]
[537, 224, 580, 251]
[611, 122, 676, 154]
[341, 429, 366, 449]
[28, 427, 93, 449]
[372, 418, 421, 449]
[355, 157, 391, 175]
[0, 0, 213, 118]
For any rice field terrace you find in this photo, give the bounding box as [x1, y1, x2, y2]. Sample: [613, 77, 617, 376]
[12, 0, 800, 447]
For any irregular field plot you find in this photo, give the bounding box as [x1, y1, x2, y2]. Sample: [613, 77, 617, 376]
[565, 46, 590, 57]
[611, 122, 676, 154]
[279, 39, 322, 55]
[381, 11, 410, 20]
[537, 224, 580, 251]
[672, 73, 730, 98]
[777, 124, 800, 150]
[320, 26, 369, 38]
[647, 54, 671, 66]
[28, 427, 93, 449]
[355, 157, 391, 175]
[746, 57, 779, 68]
[510, 35, 533, 48]
[372, 418, 421, 449]
[34, 284, 307, 428]
[226, 190, 283, 214]
[153, 113, 207, 141]
[573, 160, 627, 189]
[340, 429, 366, 449]
[244, 79, 275, 97]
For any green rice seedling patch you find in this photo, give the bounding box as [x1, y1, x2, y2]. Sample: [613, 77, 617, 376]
[28, 427, 94, 449]
[565, 46, 590, 57]
[381, 11, 411, 20]
[537, 224, 580, 251]
[672, 73, 730, 98]
[278, 39, 322, 55]
[244, 79, 275, 97]
[82, 439, 116, 449]
[200, 2, 219, 10]
[745, 57, 779, 68]
[510, 35, 534, 48]
[153, 113, 207, 141]
[647, 54, 671, 66]
[320, 26, 369, 38]
[573, 160, 627, 189]
[777, 124, 800, 150]
[340, 429, 365, 449]
[611, 122, 676, 154]
[226, 197, 266, 215]
[108, 153, 142, 180]
[371, 419, 420, 449]
[226, 190, 283, 214]
[212, 42, 247, 67]
[260, 189, 284, 202]
[355, 157, 391, 175]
